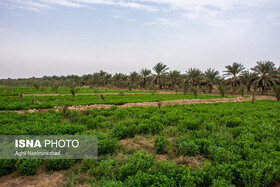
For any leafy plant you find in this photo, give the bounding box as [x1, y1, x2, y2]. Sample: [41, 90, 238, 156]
[154, 136, 170, 154]
[69, 86, 80, 97]
[239, 85, 245, 97]
[100, 94, 106, 102]
[51, 81, 60, 93]
[45, 159, 75, 171]
[191, 87, 198, 98]
[0, 159, 15, 176]
[118, 151, 154, 181]
[218, 84, 227, 97]
[16, 159, 42, 176]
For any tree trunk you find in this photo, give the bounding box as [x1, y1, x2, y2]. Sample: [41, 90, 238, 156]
[208, 84, 213, 93]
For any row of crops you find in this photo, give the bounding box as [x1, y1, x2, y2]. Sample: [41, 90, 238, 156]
[0, 94, 225, 110]
[0, 100, 279, 186]
[0, 86, 148, 96]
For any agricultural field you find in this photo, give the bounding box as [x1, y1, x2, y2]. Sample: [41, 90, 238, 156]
[1, 0, 280, 185]
[0, 62, 279, 186]
[0, 86, 149, 96]
[0, 100, 279, 186]
[0, 93, 227, 110]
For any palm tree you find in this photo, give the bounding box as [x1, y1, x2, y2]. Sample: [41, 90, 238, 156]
[251, 61, 277, 93]
[139, 68, 151, 88]
[239, 70, 258, 92]
[167, 70, 181, 89]
[129, 71, 139, 89]
[204, 68, 220, 93]
[186, 68, 203, 88]
[153, 62, 169, 89]
[223, 62, 245, 91]
[113, 73, 127, 88]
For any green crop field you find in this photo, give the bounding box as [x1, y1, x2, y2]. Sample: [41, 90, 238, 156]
[0, 94, 226, 110]
[0, 100, 279, 186]
[0, 86, 149, 96]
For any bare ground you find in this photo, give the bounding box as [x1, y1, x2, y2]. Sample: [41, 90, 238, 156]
[0, 167, 67, 187]
[11, 95, 276, 114]
[119, 135, 208, 168]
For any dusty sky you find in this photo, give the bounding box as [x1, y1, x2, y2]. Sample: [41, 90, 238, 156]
[0, 0, 280, 78]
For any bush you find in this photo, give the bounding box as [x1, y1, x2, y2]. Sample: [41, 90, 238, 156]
[193, 162, 234, 186]
[177, 140, 200, 156]
[89, 159, 115, 179]
[118, 151, 154, 181]
[125, 161, 196, 186]
[82, 117, 98, 129]
[154, 136, 170, 154]
[45, 159, 75, 171]
[16, 159, 42, 176]
[178, 119, 201, 131]
[150, 121, 164, 134]
[220, 116, 243, 128]
[212, 178, 234, 187]
[111, 121, 137, 139]
[81, 159, 98, 172]
[0, 159, 15, 176]
[137, 122, 150, 134]
[150, 161, 195, 186]
[98, 138, 118, 155]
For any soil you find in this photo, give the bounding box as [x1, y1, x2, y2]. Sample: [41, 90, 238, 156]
[0, 167, 67, 187]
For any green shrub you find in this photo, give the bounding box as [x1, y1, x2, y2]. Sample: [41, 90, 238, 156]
[137, 122, 150, 134]
[0, 159, 15, 176]
[178, 119, 201, 131]
[178, 140, 200, 156]
[220, 116, 243, 128]
[194, 162, 234, 186]
[16, 159, 42, 176]
[89, 159, 115, 179]
[125, 161, 195, 186]
[124, 170, 175, 187]
[212, 178, 234, 187]
[154, 136, 170, 154]
[81, 159, 98, 172]
[150, 161, 195, 186]
[118, 151, 154, 181]
[98, 138, 118, 155]
[150, 121, 164, 134]
[45, 159, 75, 171]
[111, 121, 137, 139]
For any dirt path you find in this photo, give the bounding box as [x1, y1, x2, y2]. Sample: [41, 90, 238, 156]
[10, 96, 275, 114]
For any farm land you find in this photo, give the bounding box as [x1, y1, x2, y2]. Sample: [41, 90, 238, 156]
[0, 62, 280, 186]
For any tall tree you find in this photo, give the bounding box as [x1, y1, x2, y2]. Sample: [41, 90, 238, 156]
[240, 70, 257, 92]
[139, 68, 151, 88]
[251, 61, 277, 93]
[153, 62, 169, 89]
[223, 62, 245, 91]
[129, 71, 139, 88]
[167, 70, 181, 89]
[186, 68, 203, 88]
[204, 68, 220, 93]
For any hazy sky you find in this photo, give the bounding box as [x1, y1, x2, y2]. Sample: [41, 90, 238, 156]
[0, 0, 280, 78]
